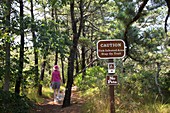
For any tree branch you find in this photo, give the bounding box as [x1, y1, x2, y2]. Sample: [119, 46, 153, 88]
[78, 0, 83, 37]
[73, 58, 98, 78]
[124, 0, 149, 61]
[165, 0, 170, 33]
[86, 20, 110, 35]
[83, 0, 109, 19]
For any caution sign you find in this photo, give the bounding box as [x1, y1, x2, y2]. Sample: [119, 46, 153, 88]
[97, 40, 125, 59]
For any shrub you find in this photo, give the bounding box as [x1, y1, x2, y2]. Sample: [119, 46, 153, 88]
[75, 66, 106, 91]
[0, 89, 34, 113]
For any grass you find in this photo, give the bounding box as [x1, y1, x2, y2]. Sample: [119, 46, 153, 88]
[124, 103, 170, 113]
[27, 87, 53, 104]
[27, 85, 65, 103]
[82, 96, 170, 113]
[81, 89, 170, 113]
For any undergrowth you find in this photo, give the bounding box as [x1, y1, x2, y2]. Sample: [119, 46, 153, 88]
[81, 87, 170, 113]
[27, 86, 65, 104]
[75, 66, 170, 113]
[0, 89, 34, 113]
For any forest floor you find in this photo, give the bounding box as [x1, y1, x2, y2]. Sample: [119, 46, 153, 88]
[31, 91, 85, 113]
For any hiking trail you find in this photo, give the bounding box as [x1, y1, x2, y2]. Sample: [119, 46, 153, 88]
[31, 90, 84, 113]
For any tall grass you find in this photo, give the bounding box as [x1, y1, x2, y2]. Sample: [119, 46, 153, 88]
[27, 87, 53, 103]
[81, 90, 170, 113]
[27, 86, 65, 103]
[129, 103, 170, 113]
[81, 91, 110, 113]
[75, 66, 170, 113]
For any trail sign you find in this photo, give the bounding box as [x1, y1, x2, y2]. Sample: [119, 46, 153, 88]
[106, 75, 118, 85]
[108, 63, 115, 73]
[97, 40, 125, 59]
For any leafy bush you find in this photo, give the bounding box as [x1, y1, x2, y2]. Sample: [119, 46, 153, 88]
[0, 90, 34, 113]
[79, 66, 170, 113]
[75, 66, 106, 92]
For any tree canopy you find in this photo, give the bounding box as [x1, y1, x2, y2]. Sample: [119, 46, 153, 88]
[0, 0, 169, 109]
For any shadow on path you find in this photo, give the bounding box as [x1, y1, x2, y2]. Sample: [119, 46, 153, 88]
[31, 98, 63, 113]
[31, 91, 84, 113]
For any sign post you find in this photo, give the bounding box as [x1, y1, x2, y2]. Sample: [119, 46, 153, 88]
[97, 39, 125, 113]
[108, 59, 115, 113]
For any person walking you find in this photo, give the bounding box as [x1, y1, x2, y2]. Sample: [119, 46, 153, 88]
[51, 65, 61, 102]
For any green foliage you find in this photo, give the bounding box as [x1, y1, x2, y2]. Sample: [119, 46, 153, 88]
[75, 66, 106, 92]
[80, 66, 170, 113]
[160, 73, 170, 99]
[0, 90, 34, 113]
[27, 88, 50, 103]
[0, 0, 169, 112]
[81, 91, 110, 113]
[79, 37, 94, 47]
[121, 71, 155, 97]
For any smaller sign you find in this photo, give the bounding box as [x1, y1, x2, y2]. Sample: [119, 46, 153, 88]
[108, 63, 115, 73]
[106, 75, 118, 85]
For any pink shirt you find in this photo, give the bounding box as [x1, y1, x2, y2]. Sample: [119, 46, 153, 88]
[51, 70, 61, 82]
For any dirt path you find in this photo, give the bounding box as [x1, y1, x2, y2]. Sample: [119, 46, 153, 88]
[31, 91, 84, 113]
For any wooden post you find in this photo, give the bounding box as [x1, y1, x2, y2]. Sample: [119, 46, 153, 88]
[97, 40, 125, 113]
[110, 85, 115, 113]
[108, 59, 115, 113]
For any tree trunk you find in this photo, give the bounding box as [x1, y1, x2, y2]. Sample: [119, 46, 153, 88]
[37, 3, 48, 96]
[38, 55, 46, 96]
[155, 62, 163, 101]
[82, 20, 86, 79]
[62, 44, 75, 107]
[165, 0, 170, 33]
[62, 0, 83, 107]
[54, 49, 58, 65]
[54, 8, 59, 66]
[31, 0, 39, 87]
[76, 53, 79, 74]
[15, 0, 24, 94]
[61, 57, 65, 84]
[3, 0, 11, 92]
[81, 46, 86, 79]
[90, 24, 94, 67]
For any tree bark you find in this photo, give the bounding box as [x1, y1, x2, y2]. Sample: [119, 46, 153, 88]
[124, 0, 149, 58]
[62, 0, 83, 107]
[54, 49, 58, 65]
[81, 46, 86, 79]
[38, 55, 46, 96]
[37, 3, 48, 96]
[76, 53, 79, 74]
[3, 0, 11, 92]
[165, 0, 170, 33]
[30, 0, 39, 87]
[15, 0, 24, 94]
[61, 57, 65, 84]
[155, 62, 163, 101]
[90, 23, 94, 67]
[81, 19, 86, 79]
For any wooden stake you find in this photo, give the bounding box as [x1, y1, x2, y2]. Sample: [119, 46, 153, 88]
[108, 59, 115, 113]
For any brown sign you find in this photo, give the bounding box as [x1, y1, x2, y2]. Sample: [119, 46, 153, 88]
[106, 75, 118, 85]
[97, 40, 125, 59]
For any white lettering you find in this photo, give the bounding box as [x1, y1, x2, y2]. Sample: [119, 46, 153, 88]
[108, 80, 117, 84]
[100, 43, 122, 47]
[114, 52, 121, 55]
